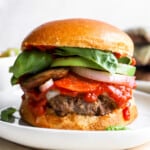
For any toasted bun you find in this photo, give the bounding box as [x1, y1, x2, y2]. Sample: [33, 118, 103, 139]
[22, 18, 134, 56]
[20, 97, 137, 130]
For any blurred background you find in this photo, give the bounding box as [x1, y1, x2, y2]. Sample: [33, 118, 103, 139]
[0, 0, 150, 50]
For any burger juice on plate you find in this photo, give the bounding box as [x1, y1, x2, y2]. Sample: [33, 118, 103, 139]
[10, 19, 137, 130]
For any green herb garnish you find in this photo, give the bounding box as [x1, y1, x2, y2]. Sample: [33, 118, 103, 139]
[118, 56, 131, 64]
[9, 50, 52, 85]
[1, 107, 17, 123]
[106, 126, 128, 131]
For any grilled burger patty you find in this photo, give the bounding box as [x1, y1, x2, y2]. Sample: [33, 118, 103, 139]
[48, 95, 117, 116]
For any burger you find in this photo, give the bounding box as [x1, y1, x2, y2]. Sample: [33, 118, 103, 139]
[10, 18, 137, 130]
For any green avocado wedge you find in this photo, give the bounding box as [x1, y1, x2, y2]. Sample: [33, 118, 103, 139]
[51, 57, 136, 76]
[51, 57, 102, 70]
[117, 63, 136, 76]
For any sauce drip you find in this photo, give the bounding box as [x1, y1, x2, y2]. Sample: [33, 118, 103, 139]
[123, 106, 130, 120]
[83, 83, 132, 108]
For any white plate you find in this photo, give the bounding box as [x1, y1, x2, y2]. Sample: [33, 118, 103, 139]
[136, 80, 150, 93]
[0, 90, 150, 150]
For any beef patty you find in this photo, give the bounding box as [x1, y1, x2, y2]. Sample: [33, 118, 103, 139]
[48, 95, 117, 116]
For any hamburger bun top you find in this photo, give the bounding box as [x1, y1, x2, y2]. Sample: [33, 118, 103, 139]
[22, 18, 134, 56]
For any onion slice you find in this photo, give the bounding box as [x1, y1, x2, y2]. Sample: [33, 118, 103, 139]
[39, 79, 54, 92]
[72, 67, 135, 87]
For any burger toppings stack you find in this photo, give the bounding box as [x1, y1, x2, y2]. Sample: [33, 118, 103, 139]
[9, 19, 138, 130]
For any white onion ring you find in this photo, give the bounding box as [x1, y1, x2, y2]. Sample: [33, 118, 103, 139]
[39, 79, 54, 92]
[72, 67, 135, 87]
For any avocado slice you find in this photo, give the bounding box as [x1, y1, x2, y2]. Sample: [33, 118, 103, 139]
[51, 57, 102, 70]
[51, 57, 136, 76]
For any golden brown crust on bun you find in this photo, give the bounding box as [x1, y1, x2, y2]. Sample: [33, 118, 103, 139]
[20, 98, 137, 130]
[22, 18, 134, 56]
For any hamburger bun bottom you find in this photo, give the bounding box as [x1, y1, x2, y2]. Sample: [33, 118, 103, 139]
[20, 97, 137, 130]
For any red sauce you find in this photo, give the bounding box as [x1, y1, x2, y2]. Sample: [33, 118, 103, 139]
[114, 53, 122, 58]
[30, 100, 46, 116]
[103, 84, 132, 107]
[54, 74, 133, 107]
[122, 106, 130, 120]
[23, 90, 47, 116]
[24, 77, 133, 117]
[84, 92, 98, 102]
[131, 58, 136, 66]
[83, 83, 132, 107]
